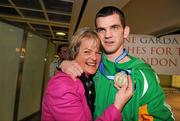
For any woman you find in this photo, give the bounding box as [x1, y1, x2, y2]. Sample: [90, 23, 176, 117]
[41, 27, 133, 121]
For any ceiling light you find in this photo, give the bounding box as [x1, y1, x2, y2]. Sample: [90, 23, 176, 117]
[56, 32, 66, 36]
[28, 34, 33, 37]
[9, 28, 14, 31]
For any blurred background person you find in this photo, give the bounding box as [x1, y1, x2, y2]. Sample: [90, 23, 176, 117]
[49, 44, 69, 78]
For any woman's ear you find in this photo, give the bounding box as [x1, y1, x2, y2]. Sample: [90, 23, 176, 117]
[123, 26, 130, 38]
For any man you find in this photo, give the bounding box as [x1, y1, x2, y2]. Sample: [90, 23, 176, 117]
[49, 44, 69, 78]
[60, 6, 174, 120]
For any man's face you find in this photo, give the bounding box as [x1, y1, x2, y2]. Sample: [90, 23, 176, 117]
[96, 13, 129, 55]
[60, 46, 69, 60]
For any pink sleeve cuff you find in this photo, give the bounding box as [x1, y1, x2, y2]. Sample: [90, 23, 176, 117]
[95, 105, 122, 121]
[108, 105, 122, 121]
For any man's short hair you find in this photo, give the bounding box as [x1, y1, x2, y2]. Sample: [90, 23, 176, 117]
[95, 6, 126, 28]
[57, 44, 68, 53]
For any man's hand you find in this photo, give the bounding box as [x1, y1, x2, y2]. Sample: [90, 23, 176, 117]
[113, 75, 133, 111]
[60, 60, 83, 80]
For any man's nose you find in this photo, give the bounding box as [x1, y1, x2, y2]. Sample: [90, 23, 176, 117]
[105, 29, 112, 38]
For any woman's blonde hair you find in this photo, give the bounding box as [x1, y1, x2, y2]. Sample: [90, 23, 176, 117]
[69, 27, 102, 60]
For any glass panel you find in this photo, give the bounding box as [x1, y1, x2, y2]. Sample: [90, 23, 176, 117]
[44, 42, 56, 87]
[18, 32, 47, 120]
[0, 21, 23, 121]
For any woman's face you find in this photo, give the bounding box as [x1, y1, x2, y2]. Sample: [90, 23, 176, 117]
[75, 37, 102, 75]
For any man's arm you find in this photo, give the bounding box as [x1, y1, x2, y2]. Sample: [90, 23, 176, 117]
[137, 70, 175, 121]
[49, 62, 55, 78]
[96, 75, 133, 121]
[60, 60, 83, 80]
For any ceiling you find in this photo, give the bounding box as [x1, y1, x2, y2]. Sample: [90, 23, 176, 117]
[0, 0, 75, 43]
[0, 0, 179, 44]
[0, 0, 131, 44]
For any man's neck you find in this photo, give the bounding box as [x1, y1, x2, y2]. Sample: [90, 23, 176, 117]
[106, 50, 130, 63]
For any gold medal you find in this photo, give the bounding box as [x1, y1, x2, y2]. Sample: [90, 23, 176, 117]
[114, 72, 127, 87]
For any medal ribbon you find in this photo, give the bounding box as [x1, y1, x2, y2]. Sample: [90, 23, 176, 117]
[99, 49, 131, 80]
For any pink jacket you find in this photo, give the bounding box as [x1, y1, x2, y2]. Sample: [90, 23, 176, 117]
[41, 72, 122, 121]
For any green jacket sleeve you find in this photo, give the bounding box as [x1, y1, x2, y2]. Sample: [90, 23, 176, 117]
[133, 66, 175, 121]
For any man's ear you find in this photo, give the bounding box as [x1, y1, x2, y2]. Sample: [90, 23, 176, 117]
[123, 26, 130, 38]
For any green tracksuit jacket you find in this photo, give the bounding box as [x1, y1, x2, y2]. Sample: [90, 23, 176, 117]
[94, 54, 174, 121]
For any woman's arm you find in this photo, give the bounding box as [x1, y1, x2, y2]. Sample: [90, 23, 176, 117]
[42, 76, 88, 121]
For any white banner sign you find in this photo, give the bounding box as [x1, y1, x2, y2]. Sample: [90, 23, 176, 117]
[125, 34, 180, 75]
